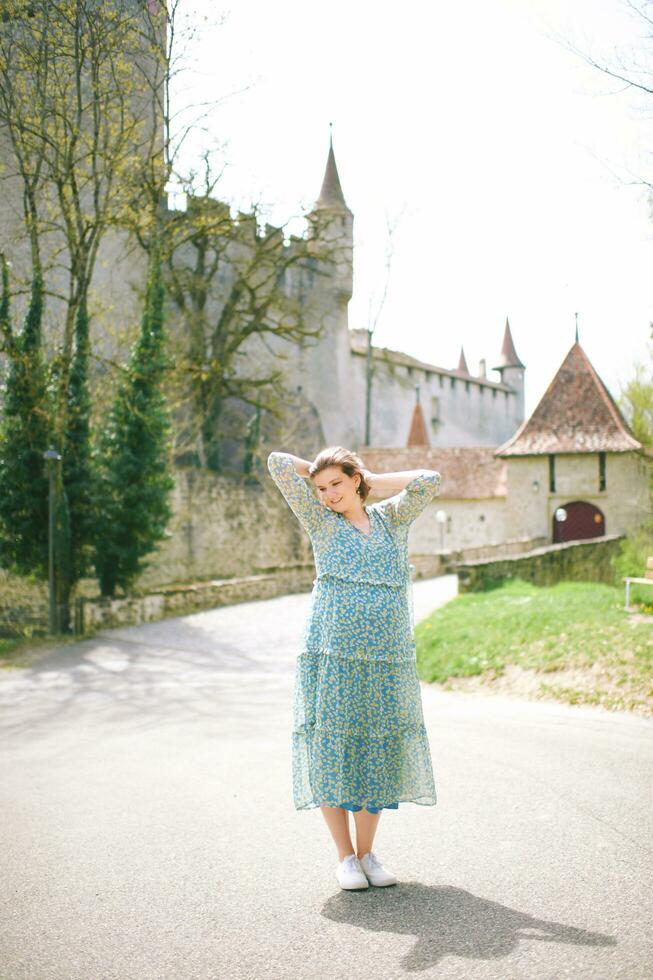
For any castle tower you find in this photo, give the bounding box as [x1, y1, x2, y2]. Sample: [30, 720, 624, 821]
[306, 131, 353, 303]
[291, 133, 357, 448]
[493, 317, 525, 422]
[495, 339, 647, 545]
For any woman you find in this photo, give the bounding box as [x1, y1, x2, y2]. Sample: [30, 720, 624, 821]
[267, 445, 441, 891]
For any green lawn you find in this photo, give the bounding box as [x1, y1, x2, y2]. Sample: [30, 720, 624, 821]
[415, 579, 653, 716]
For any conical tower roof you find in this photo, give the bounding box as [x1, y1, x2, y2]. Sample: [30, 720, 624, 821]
[314, 133, 350, 212]
[496, 341, 642, 456]
[493, 318, 525, 370]
[457, 346, 470, 374]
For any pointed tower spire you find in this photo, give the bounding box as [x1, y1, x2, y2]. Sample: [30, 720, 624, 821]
[306, 126, 353, 300]
[493, 317, 525, 370]
[314, 125, 349, 212]
[457, 346, 470, 374]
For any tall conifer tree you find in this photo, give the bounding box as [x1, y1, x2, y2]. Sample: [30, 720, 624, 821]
[63, 294, 94, 585]
[0, 268, 51, 577]
[92, 244, 174, 597]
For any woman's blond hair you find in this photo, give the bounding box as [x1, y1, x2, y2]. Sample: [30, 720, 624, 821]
[308, 446, 371, 502]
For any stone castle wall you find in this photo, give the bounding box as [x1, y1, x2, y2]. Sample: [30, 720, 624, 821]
[348, 347, 523, 451]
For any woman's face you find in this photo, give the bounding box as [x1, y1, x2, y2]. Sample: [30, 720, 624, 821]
[313, 465, 361, 512]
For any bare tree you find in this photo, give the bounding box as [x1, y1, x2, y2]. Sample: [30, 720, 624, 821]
[162, 157, 341, 471]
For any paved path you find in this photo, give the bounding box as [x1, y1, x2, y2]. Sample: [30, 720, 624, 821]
[1, 575, 652, 980]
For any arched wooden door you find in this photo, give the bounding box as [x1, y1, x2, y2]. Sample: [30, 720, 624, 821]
[552, 501, 605, 543]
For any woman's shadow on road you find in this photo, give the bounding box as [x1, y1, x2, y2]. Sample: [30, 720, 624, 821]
[322, 882, 615, 971]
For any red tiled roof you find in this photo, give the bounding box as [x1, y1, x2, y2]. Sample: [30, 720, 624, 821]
[496, 342, 642, 456]
[361, 447, 507, 499]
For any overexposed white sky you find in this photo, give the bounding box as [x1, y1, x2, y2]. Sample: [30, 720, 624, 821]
[172, 0, 653, 417]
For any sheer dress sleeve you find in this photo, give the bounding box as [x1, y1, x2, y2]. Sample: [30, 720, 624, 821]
[267, 451, 326, 537]
[373, 471, 442, 528]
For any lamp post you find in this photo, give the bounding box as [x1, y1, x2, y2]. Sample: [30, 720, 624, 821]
[43, 447, 62, 634]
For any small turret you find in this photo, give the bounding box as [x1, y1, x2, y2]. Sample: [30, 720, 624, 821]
[493, 317, 525, 422]
[493, 317, 525, 371]
[306, 127, 353, 302]
[314, 138, 349, 212]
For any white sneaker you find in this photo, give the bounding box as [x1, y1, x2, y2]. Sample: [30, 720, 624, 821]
[336, 853, 369, 890]
[359, 851, 398, 887]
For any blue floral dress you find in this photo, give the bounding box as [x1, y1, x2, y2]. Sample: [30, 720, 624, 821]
[267, 452, 442, 814]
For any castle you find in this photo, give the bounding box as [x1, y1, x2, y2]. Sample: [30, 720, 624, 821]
[246, 137, 526, 456]
[0, 25, 649, 592]
[0, 69, 525, 463]
[257, 140, 649, 564]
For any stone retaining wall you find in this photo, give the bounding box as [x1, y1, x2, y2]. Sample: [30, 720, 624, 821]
[74, 564, 315, 634]
[448, 536, 548, 563]
[454, 534, 624, 592]
[0, 571, 50, 638]
[409, 554, 446, 580]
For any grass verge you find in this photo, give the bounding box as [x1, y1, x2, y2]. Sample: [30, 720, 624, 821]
[415, 579, 653, 716]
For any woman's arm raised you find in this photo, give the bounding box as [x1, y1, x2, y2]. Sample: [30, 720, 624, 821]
[363, 468, 440, 493]
[267, 451, 324, 536]
[281, 453, 312, 479]
[366, 468, 442, 527]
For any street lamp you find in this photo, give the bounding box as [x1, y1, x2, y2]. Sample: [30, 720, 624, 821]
[43, 447, 62, 634]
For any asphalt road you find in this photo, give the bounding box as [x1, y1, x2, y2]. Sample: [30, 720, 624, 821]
[1, 574, 652, 980]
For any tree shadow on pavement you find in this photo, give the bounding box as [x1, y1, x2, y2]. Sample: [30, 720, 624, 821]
[322, 882, 616, 971]
[0, 602, 303, 742]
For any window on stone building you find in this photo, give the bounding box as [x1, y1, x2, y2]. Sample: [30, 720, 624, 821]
[465, 380, 470, 392]
[439, 374, 444, 388]
[450, 376, 456, 389]
[549, 454, 556, 493]
[492, 388, 496, 398]
[598, 452, 606, 491]
[431, 396, 440, 429]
